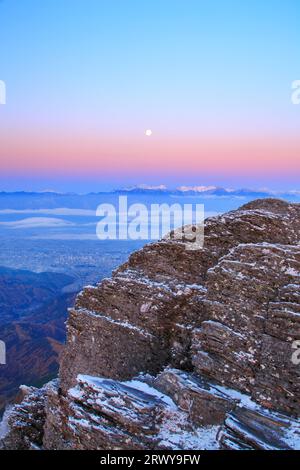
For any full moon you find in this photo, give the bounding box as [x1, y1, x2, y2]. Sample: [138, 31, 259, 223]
[145, 129, 152, 136]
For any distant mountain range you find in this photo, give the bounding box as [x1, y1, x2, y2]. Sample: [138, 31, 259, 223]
[0, 187, 299, 212]
[0, 185, 299, 200]
[116, 184, 300, 197]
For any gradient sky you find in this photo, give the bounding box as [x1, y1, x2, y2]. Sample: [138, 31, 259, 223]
[0, 0, 299, 192]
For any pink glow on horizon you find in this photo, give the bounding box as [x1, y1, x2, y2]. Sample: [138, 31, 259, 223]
[0, 127, 299, 177]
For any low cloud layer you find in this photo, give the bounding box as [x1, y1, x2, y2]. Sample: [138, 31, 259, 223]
[0, 208, 96, 216]
[0, 217, 75, 229]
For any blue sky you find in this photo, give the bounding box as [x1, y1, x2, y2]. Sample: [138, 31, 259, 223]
[0, 0, 299, 191]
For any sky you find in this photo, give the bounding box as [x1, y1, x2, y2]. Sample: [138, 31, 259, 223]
[0, 0, 299, 192]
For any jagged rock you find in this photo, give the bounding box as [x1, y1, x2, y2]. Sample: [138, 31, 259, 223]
[253, 334, 300, 415]
[153, 368, 237, 425]
[59, 274, 206, 392]
[43, 377, 161, 450]
[43, 374, 219, 450]
[218, 406, 300, 450]
[0, 383, 51, 450]
[59, 199, 300, 393]
[265, 282, 300, 341]
[192, 242, 300, 414]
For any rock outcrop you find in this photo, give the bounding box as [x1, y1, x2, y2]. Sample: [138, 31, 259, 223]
[218, 406, 300, 450]
[0, 383, 50, 450]
[1, 199, 299, 450]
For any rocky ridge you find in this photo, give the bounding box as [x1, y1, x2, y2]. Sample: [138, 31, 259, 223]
[0, 199, 299, 450]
